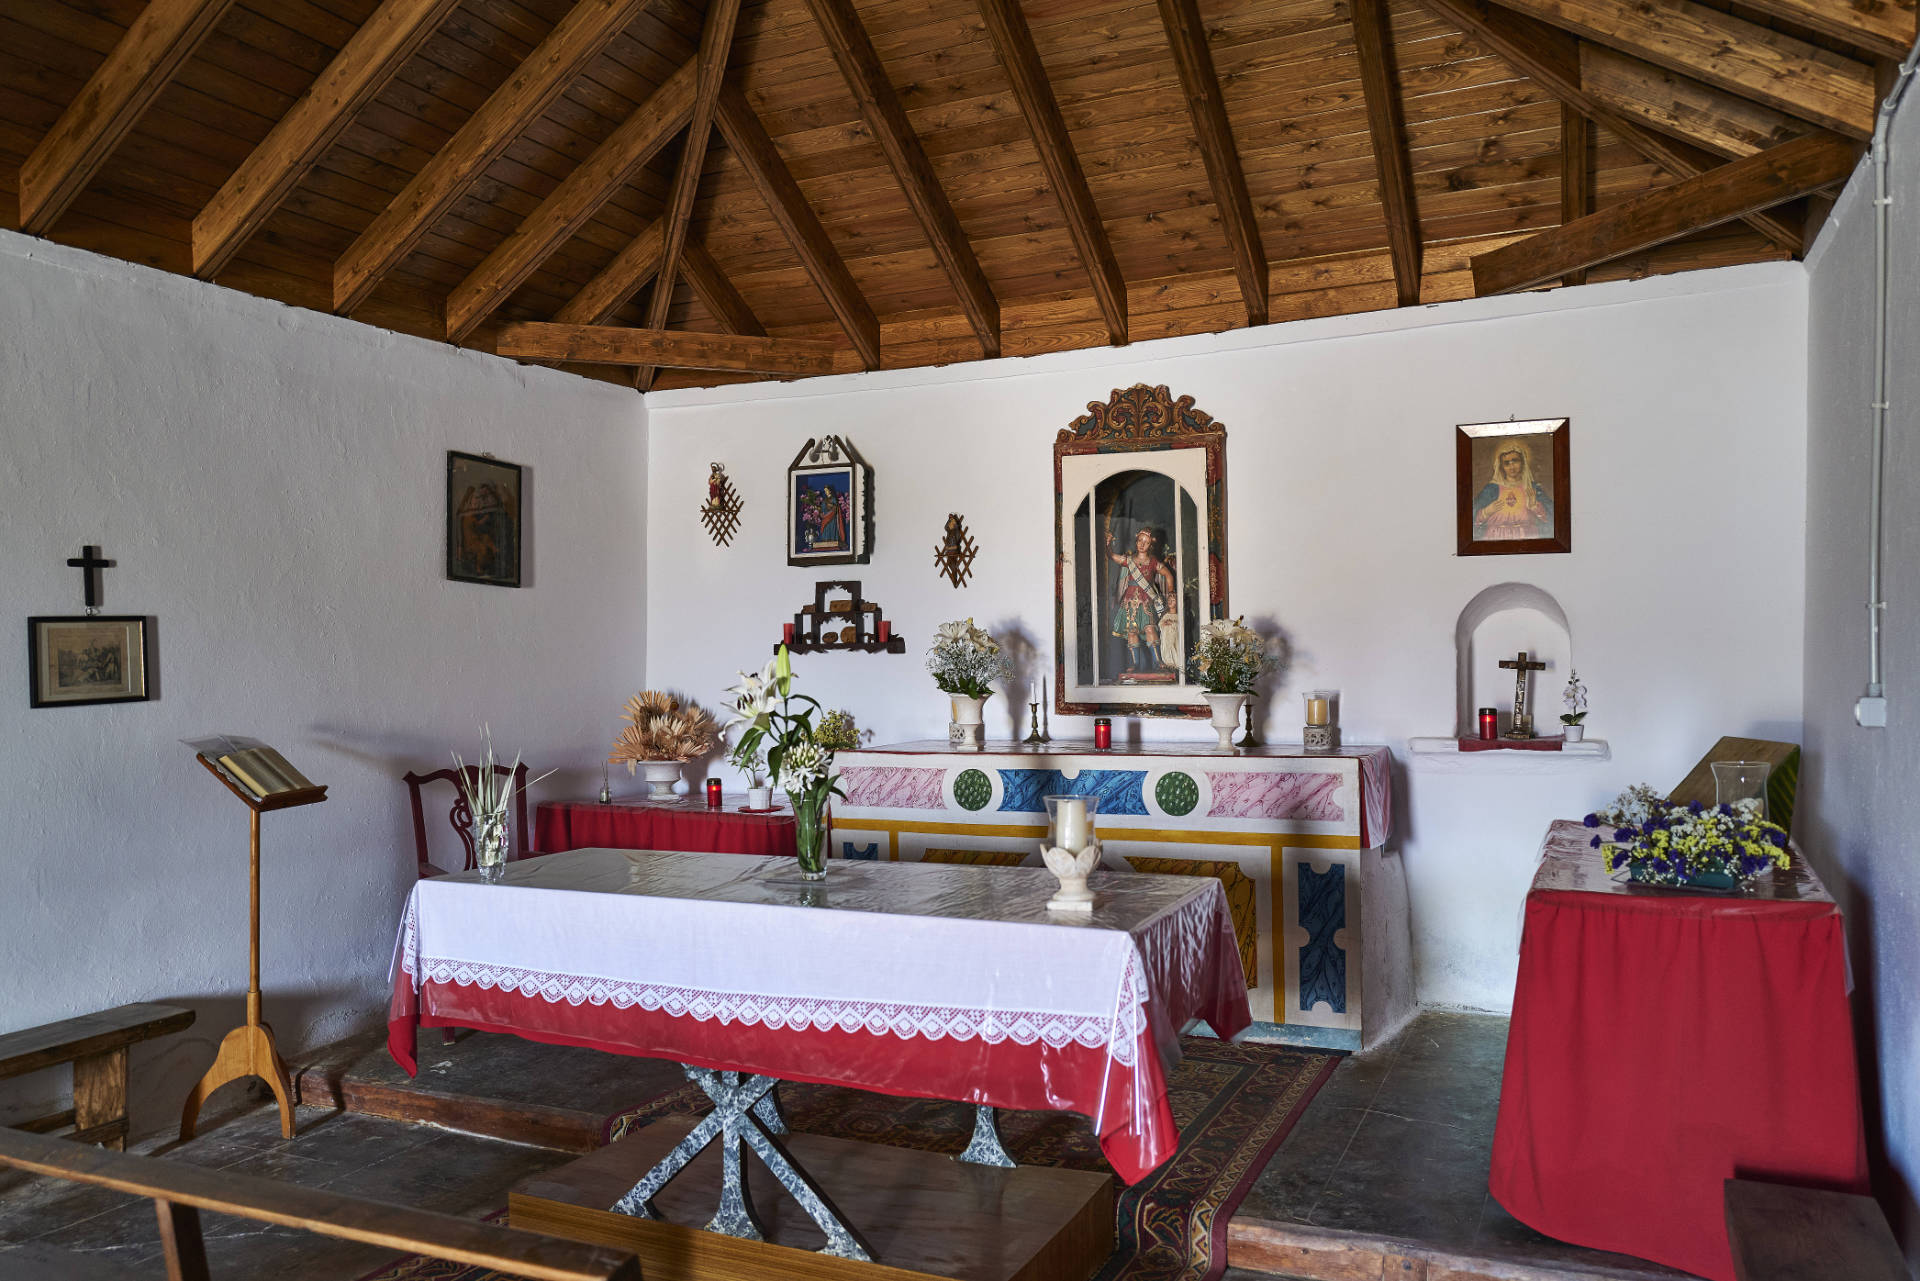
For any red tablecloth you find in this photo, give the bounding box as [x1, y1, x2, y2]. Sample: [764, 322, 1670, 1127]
[535, 796, 796, 857]
[1489, 821, 1868, 1281]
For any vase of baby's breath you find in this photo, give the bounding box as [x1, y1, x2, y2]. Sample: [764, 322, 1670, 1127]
[928, 620, 1010, 747]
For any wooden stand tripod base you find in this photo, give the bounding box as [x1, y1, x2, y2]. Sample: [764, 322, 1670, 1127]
[179, 1001, 294, 1142]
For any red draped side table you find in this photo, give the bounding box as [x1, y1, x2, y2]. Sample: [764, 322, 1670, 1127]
[1489, 820, 1868, 1281]
[535, 794, 797, 857]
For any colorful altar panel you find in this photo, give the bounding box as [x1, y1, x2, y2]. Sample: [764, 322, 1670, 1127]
[829, 741, 1411, 1050]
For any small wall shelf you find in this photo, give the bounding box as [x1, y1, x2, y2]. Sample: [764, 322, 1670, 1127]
[1407, 736, 1611, 772]
[777, 579, 905, 655]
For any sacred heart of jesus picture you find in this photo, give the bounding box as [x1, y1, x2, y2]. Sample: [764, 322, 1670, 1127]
[446, 451, 523, 588]
[1455, 418, 1572, 557]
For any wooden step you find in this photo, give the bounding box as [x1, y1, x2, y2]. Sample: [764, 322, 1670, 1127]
[1228, 1216, 1690, 1281]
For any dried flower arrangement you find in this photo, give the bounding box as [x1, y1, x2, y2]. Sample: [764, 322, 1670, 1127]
[608, 691, 719, 770]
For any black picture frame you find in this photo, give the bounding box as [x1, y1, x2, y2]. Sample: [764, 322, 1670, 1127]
[1455, 418, 1572, 556]
[447, 450, 523, 587]
[28, 615, 151, 708]
[787, 435, 873, 567]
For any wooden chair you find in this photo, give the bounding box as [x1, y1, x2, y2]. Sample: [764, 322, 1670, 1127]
[0, 1125, 640, 1281]
[1, 1003, 195, 1150]
[404, 763, 530, 878]
[1725, 1178, 1909, 1281]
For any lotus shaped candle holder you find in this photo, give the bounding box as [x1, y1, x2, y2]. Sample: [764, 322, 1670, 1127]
[1040, 838, 1102, 913]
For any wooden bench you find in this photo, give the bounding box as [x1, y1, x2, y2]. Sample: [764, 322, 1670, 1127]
[0, 1126, 641, 1281]
[1725, 1178, 1912, 1281]
[0, 1003, 195, 1150]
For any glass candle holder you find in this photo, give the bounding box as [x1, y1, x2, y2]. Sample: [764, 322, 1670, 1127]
[1711, 760, 1771, 819]
[1092, 717, 1112, 750]
[1477, 707, 1499, 741]
[1044, 794, 1101, 853]
[1303, 690, 1338, 754]
[705, 777, 723, 809]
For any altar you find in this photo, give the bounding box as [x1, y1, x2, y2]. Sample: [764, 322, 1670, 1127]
[829, 740, 1412, 1049]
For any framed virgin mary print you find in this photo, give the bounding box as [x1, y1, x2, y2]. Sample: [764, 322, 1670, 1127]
[787, 435, 873, 567]
[1455, 418, 1571, 556]
[1054, 385, 1229, 719]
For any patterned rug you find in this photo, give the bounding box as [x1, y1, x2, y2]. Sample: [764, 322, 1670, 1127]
[359, 1036, 1339, 1281]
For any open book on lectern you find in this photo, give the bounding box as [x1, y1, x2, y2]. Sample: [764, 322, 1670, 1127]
[182, 734, 321, 801]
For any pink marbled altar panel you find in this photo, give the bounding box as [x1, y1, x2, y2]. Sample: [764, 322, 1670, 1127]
[840, 765, 949, 810]
[1206, 772, 1345, 822]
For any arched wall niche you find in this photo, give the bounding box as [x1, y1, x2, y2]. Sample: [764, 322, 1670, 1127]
[1454, 583, 1572, 738]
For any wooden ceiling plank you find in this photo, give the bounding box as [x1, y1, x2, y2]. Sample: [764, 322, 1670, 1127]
[1470, 132, 1857, 294]
[331, 0, 655, 315]
[803, 0, 1001, 357]
[20, 0, 240, 235]
[1154, 0, 1268, 325]
[714, 82, 881, 367]
[497, 321, 839, 373]
[193, 0, 465, 279]
[1731, 0, 1915, 63]
[1579, 44, 1808, 161]
[975, 0, 1127, 344]
[635, 0, 744, 391]
[1350, 0, 1422, 306]
[1560, 101, 1591, 285]
[1490, 0, 1875, 138]
[681, 241, 767, 334]
[443, 57, 696, 342]
[1413, 0, 1805, 251]
[554, 218, 666, 324]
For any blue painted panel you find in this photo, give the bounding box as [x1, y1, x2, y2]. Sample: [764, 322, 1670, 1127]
[996, 769, 1149, 816]
[841, 841, 880, 861]
[1297, 863, 1348, 1014]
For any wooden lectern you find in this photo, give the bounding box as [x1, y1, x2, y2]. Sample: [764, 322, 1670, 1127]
[181, 749, 326, 1141]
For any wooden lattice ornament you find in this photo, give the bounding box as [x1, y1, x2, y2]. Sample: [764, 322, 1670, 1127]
[700, 462, 743, 547]
[934, 513, 978, 588]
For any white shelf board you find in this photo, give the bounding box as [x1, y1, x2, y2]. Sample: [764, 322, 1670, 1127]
[1407, 736, 1611, 772]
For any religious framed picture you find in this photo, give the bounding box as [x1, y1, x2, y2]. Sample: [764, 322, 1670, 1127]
[28, 615, 150, 708]
[787, 435, 873, 567]
[446, 450, 522, 587]
[1054, 384, 1229, 719]
[1455, 418, 1571, 556]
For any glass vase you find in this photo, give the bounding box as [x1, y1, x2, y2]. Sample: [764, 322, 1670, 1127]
[790, 785, 830, 880]
[475, 814, 509, 883]
[1711, 760, 1771, 819]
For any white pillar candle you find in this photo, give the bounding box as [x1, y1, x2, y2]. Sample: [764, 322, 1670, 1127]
[1054, 797, 1089, 852]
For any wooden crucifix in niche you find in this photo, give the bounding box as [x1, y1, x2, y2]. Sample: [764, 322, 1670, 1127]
[1499, 651, 1548, 739]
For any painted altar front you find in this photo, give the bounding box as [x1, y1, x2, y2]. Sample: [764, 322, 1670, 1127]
[830, 740, 1412, 1050]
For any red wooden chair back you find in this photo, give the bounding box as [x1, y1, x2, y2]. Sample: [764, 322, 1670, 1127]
[402, 763, 529, 878]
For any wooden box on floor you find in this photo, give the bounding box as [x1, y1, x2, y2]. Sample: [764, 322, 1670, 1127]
[510, 1116, 1115, 1281]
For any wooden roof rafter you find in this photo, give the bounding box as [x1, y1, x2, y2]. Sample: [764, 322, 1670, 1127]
[1560, 103, 1593, 287]
[497, 322, 841, 375]
[1350, 0, 1422, 307]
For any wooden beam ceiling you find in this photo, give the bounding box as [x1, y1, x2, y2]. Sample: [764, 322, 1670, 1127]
[682, 242, 766, 337]
[1154, 0, 1268, 326]
[191, 0, 460, 280]
[1492, 0, 1878, 138]
[713, 84, 881, 369]
[554, 221, 666, 327]
[1579, 44, 1809, 161]
[1471, 133, 1859, 294]
[803, 0, 1001, 358]
[331, 0, 655, 315]
[1560, 104, 1592, 286]
[497, 323, 841, 374]
[634, 0, 744, 392]
[1729, 0, 1916, 63]
[1351, 0, 1421, 307]
[444, 59, 696, 344]
[20, 0, 238, 235]
[975, 0, 1127, 345]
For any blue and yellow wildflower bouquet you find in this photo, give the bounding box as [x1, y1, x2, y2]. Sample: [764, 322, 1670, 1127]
[1584, 789, 1791, 889]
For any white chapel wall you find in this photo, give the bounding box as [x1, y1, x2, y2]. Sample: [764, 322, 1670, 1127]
[1803, 94, 1920, 1265]
[643, 263, 1809, 1015]
[0, 232, 649, 1137]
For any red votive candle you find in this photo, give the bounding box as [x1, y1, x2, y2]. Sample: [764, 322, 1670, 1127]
[705, 777, 723, 808]
[782, 622, 796, 644]
[1477, 707, 1499, 741]
[1093, 717, 1112, 750]
[877, 620, 891, 642]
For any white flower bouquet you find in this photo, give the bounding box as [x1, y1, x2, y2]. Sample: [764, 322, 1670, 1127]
[724, 647, 842, 878]
[926, 618, 1010, 699]
[1193, 615, 1269, 694]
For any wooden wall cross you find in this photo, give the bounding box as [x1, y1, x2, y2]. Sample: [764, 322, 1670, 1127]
[66, 544, 114, 610]
[1499, 651, 1548, 738]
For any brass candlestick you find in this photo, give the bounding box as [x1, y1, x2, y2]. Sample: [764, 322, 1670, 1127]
[1024, 701, 1045, 744]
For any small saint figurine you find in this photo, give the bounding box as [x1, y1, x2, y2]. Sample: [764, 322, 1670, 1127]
[1106, 525, 1178, 677]
[704, 462, 727, 513]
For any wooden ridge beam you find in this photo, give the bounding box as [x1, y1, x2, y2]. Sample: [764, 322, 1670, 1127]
[1471, 132, 1858, 295]
[635, 0, 744, 392]
[804, 0, 1001, 357]
[553, 220, 664, 326]
[21, 0, 239, 235]
[332, 0, 653, 315]
[1155, 0, 1268, 326]
[1351, 0, 1421, 306]
[975, 0, 1127, 344]
[1414, 0, 1806, 252]
[193, 0, 461, 279]
[1560, 103, 1592, 285]
[443, 59, 696, 343]
[497, 323, 840, 374]
[1580, 44, 1809, 161]
[682, 242, 766, 336]
[1491, 0, 1876, 138]
[714, 83, 880, 368]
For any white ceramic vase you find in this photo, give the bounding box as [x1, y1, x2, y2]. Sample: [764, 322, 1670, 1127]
[1205, 692, 1249, 750]
[1562, 724, 1585, 743]
[747, 784, 773, 810]
[949, 693, 990, 746]
[642, 760, 682, 799]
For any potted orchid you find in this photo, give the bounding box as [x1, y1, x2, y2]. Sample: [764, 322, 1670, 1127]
[726, 646, 842, 880]
[1560, 670, 1588, 743]
[927, 619, 1010, 746]
[1194, 616, 1270, 749]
